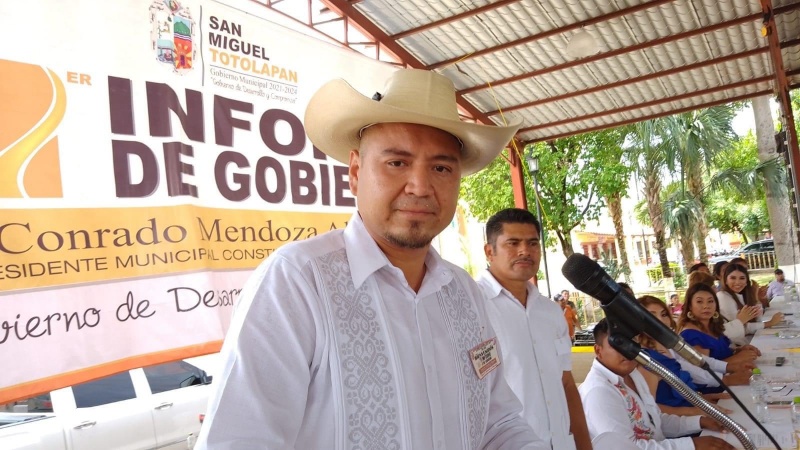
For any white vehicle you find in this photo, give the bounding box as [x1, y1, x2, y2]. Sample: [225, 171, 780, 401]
[0, 354, 218, 450]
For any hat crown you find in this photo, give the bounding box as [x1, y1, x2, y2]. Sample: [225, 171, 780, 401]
[379, 69, 460, 122]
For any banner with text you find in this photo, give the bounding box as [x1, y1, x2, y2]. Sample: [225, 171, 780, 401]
[0, 0, 396, 402]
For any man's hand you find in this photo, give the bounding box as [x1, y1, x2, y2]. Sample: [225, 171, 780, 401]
[722, 370, 753, 386]
[699, 416, 726, 432]
[729, 345, 760, 363]
[692, 436, 735, 449]
[703, 392, 732, 401]
[726, 361, 756, 373]
[737, 344, 761, 357]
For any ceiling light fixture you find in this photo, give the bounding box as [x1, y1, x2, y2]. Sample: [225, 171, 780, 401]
[566, 29, 599, 59]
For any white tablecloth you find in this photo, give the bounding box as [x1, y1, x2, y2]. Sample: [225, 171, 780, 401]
[700, 302, 800, 449]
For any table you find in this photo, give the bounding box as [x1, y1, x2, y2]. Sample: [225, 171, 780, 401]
[701, 302, 800, 449]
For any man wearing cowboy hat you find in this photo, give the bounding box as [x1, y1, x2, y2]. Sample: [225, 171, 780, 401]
[197, 68, 546, 449]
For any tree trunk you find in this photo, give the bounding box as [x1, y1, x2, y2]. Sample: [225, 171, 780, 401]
[607, 193, 632, 282]
[556, 229, 575, 257]
[644, 172, 673, 278]
[753, 95, 795, 267]
[687, 169, 708, 264]
[739, 230, 749, 244]
[679, 232, 694, 274]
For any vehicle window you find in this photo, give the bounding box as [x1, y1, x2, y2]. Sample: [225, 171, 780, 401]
[143, 361, 204, 394]
[0, 393, 53, 413]
[73, 372, 136, 408]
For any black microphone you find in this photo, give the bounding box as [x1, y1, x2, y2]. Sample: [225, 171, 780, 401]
[562, 253, 707, 367]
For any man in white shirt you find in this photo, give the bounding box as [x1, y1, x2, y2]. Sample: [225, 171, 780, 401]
[196, 69, 546, 449]
[767, 268, 794, 300]
[579, 319, 732, 450]
[477, 208, 591, 450]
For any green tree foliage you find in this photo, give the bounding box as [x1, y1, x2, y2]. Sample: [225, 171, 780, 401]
[460, 129, 629, 257]
[458, 152, 517, 220]
[628, 119, 673, 278]
[706, 131, 783, 242]
[704, 192, 747, 242]
[660, 106, 736, 264]
[661, 183, 703, 272]
[705, 192, 769, 244]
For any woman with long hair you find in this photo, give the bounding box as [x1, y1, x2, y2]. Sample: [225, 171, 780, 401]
[716, 263, 783, 345]
[677, 283, 759, 365]
[638, 296, 751, 413]
[729, 257, 770, 307]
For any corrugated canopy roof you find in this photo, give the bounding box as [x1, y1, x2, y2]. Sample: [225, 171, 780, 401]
[265, 0, 800, 144]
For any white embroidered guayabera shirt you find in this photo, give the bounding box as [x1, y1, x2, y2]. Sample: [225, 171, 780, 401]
[478, 272, 576, 450]
[579, 359, 701, 450]
[196, 214, 546, 450]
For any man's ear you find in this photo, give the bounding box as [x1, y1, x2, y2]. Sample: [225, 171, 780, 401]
[484, 243, 494, 262]
[348, 150, 360, 195]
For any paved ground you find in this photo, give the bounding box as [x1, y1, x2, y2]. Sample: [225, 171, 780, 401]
[570, 349, 595, 384]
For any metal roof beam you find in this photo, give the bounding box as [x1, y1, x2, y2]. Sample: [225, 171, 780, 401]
[761, 0, 800, 228]
[428, 0, 676, 70]
[391, 0, 522, 41]
[521, 89, 772, 144]
[486, 46, 772, 116]
[518, 76, 773, 134]
[458, 3, 800, 96]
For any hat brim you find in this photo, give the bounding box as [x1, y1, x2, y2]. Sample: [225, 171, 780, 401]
[304, 79, 521, 176]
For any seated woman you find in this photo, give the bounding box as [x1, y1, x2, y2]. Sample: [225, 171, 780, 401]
[677, 283, 759, 367]
[637, 296, 752, 415]
[716, 263, 783, 345]
[729, 257, 769, 307]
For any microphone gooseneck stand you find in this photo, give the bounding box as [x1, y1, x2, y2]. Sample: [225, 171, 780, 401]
[606, 320, 759, 450]
[561, 254, 776, 449]
[634, 350, 756, 450]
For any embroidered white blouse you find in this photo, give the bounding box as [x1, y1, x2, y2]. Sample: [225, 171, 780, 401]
[478, 271, 576, 450]
[579, 359, 701, 450]
[196, 214, 546, 450]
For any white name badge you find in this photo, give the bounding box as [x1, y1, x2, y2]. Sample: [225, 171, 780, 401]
[469, 337, 501, 380]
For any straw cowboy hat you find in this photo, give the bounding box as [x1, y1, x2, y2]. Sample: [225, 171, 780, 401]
[304, 69, 521, 176]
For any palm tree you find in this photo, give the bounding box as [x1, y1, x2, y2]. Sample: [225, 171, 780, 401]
[661, 185, 703, 273]
[606, 192, 631, 282]
[629, 120, 672, 279]
[594, 128, 634, 282]
[709, 153, 785, 201]
[663, 106, 736, 264]
[707, 131, 786, 243]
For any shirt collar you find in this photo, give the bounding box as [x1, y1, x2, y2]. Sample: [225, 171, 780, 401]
[590, 358, 626, 385]
[343, 213, 452, 289]
[478, 270, 538, 302]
